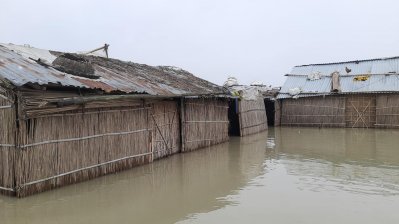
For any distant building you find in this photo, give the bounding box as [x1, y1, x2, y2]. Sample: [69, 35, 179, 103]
[276, 56, 399, 128]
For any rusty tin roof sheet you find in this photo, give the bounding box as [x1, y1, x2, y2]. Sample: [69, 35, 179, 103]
[0, 44, 227, 96]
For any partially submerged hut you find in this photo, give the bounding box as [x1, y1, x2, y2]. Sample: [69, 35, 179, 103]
[225, 78, 268, 136]
[0, 44, 229, 197]
[276, 56, 399, 128]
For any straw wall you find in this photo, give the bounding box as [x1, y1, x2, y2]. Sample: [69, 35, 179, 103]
[151, 101, 181, 160]
[0, 90, 16, 196]
[376, 94, 399, 128]
[183, 98, 229, 152]
[238, 98, 268, 136]
[345, 94, 376, 128]
[15, 101, 153, 197]
[281, 96, 346, 127]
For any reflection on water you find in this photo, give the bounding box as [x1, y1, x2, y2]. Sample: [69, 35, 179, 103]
[276, 128, 399, 196]
[2, 127, 399, 224]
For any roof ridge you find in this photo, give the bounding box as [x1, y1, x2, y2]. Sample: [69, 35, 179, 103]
[295, 56, 399, 68]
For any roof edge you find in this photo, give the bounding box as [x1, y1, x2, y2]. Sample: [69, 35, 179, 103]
[294, 56, 399, 68]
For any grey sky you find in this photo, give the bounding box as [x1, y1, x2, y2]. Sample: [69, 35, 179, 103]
[1, 0, 399, 86]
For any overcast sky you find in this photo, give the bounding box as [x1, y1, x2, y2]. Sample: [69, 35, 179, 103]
[1, 0, 399, 86]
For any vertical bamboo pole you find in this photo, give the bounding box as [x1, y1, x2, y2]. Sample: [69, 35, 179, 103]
[180, 97, 186, 152]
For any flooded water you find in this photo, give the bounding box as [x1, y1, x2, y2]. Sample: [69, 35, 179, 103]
[2, 127, 399, 224]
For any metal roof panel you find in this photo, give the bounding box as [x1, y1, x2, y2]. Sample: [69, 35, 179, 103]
[0, 44, 227, 96]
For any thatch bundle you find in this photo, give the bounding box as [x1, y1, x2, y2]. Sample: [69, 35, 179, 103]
[52, 53, 98, 79]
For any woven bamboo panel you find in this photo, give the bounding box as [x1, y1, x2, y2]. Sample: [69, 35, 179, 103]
[376, 94, 399, 128]
[238, 99, 268, 136]
[345, 95, 376, 128]
[281, 96, 346, 127]
[15, 101, 153, 197]
[183, 98, 229, 152]
[151, 101, 181, 160]
[0, 89, 16, 196]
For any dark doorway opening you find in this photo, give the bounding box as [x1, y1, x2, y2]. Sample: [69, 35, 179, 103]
[228, 99, 240, 136]
[264, 99, 275, 126]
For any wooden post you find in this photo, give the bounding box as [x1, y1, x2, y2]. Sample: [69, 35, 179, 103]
[145, 100, 153, 163]
[238, 100, 243, 137]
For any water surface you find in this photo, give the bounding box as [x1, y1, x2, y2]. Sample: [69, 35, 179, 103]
[1, 127, 399, 223]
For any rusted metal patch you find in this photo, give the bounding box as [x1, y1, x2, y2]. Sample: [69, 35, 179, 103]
[71, 77, 116, 93]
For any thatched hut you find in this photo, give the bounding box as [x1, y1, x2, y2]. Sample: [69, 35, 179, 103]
[276, 56, 399, 128]
[0, 44, 229, 197]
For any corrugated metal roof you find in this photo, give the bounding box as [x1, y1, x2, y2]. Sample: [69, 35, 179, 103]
[278, 57, 399, 99]
[0, 44, 227, 96]
[292, 56, 399, 76]
[0, 46, 88, 88]
[278, 74, 399, 99]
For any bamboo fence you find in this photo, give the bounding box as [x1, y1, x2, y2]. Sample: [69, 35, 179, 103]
[151, 101, 181, 160]
[280, 96, 346, 127]
[182, 98, 229, 152]
[238, 98, 268, 136]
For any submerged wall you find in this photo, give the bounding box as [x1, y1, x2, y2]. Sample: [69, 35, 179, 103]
[280, 94, 399, 129]
[0, 95, 232, 197]
[152, 101, 181, 160]
[15, 101, 153, 197]
[182, 98, 229, 152]
[280, 96, 346, 127]
[238, 99, 268, 136]
[376, 94, 399, 128]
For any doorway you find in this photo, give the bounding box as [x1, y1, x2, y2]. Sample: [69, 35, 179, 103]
[264, 99, 275, 126]
[228, 99, 241, 136]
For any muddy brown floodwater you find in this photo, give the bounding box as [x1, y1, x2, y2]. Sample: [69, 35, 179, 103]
[1, 127, 399, 224]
